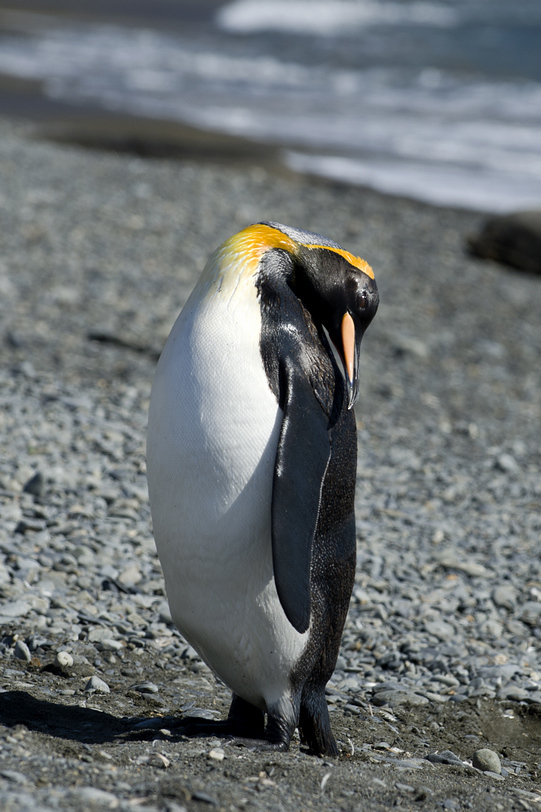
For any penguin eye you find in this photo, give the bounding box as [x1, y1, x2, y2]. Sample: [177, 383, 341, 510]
[358, 291, 368, 310]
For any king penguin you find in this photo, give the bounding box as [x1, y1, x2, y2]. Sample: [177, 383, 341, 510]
[146, 221, 378, 755]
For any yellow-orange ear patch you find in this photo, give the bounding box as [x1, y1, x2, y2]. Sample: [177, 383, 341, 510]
[223, 223, 374, 280]
[304, 244, 374, 279]
[196, 223, 373, 304]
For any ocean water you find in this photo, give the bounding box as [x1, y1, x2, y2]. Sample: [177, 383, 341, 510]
[0, 0, 540, 212]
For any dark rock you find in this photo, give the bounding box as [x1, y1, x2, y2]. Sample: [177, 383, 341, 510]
[192, 790, 219, 805]
[22, 471, 44, 497]
[468, 210, 541, 273]
[426, 750, 464, 766]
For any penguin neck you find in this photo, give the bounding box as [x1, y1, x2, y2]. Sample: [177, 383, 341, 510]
[256, 255, 347, 425]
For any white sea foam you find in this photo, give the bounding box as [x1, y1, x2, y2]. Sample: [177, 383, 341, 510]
[0, 17, 539, 212]
[216, 0, 459, 34]
[285, 152, 541, 213]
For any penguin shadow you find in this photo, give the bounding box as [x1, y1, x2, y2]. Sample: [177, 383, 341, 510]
[0, 690, 128, 744]
[0, 690, 275, 750]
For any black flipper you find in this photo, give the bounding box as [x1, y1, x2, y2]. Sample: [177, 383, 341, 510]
[272, 354, 331, 634]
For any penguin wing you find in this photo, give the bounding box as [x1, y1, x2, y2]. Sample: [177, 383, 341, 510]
[272, 352, 331, 634]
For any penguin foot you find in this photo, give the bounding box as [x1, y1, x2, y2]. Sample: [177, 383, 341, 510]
[172, 694, 291, 749]
[124, 695, 295, 751]
[298, 691, 339, 756]
[127, 694, 267, 741]
[226, 735, 289, 752]
[125, 714, 229, 738]
[126, 716, 289, 749]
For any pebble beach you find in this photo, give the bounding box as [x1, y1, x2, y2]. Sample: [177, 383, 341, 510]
[1, 115, 541, 811]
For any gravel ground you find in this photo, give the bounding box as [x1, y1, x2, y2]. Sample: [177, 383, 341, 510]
[1, 116, 541, 811]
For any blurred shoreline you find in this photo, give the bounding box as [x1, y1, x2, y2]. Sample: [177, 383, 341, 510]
[0, 0, 225, 28]
[0, 71, 285, 168]
[0, 70, 487, 216]
[1, 1, 540, 213]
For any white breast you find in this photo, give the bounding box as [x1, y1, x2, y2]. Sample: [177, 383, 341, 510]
[147, 273, 308, 712]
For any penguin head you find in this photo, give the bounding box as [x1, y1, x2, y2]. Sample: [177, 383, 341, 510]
[260, 221, 379, 409]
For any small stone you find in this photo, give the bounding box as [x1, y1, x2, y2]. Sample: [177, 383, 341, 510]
[55, 651, 74, 668]
[424, 619, 455, 641]
[14, 518, 46, 534]
[208, 747, 225, 761]
[129, 681, 159, 694]
[1, 600, 31, 618]
[498, 686, 528, 701]
[158, 601, 173, 625]
[426, 750, 464, 766]
[85, 675, 111, 693]
[0, 769, 28, 784]
[88, 627, 116, 644]
[98, 638, 124, 652]
[117, 563, 142, 586]
[372, 689, 429, 707]
[472, 748, 501, 774]
[148, 752, 170, 768]
[22, 471, 44, 496]
[434, 550, 489, 577]
[519, 602, 541, 627]
[70, 786, 119, 807]
[13, 640, 32, 662]
[395, 783, 415, 793]
[192, 791, 218, 805]
[495, 453, 518, 473]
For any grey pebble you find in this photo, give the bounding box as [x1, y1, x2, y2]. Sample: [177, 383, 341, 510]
[1, 600, 31, 619]
[69, 787, 119, 806]
[498, 686, 528, 701]
[395, 782, 415, 793]
[85, 675, 111, 694]
[13, 640, 32, 662]
[371, 689, 429, 707]
[492, 585, 517, 611]
[519, 602, 541, 627]
[426, 750, 464, 766]
[191, 790, 219, 806]
[423, 619, 456, 641]
[97, 638, 124, 652]
[130, 681, 160, 694]
[472, 749, 501, 774]
[495, 453, 519, 473]
[0, 770, 29, 784]
[22, 471, 44, 497]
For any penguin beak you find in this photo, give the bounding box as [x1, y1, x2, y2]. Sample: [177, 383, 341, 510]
[341, 312, 359, 410]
